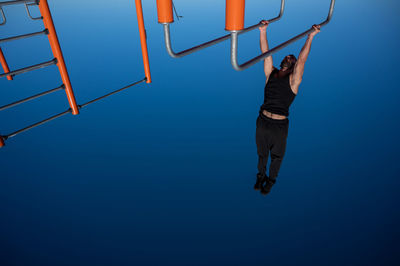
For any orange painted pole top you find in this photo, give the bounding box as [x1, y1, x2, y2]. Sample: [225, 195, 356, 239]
[225, 0, 246, 31]
[156, 0, 174, 24]
[0, 47, 13, 81]
[135, 0, 151, 83]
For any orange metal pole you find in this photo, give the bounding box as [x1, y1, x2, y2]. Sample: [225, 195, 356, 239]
[0, 47, 13, 81]
[135, 0, 151, 83]
[225, 0, 246, 31]
[38, 0, 79, 115]
[156, 0, 174, 24]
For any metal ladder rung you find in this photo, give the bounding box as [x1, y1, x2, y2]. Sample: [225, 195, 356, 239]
[0, 29, 47, 44]
[0, 84, 64, 112]
[0, 58, 57, 79]
[3, 108, 71, 140]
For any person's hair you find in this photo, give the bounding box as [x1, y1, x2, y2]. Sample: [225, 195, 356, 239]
[286, 54, 297, 74]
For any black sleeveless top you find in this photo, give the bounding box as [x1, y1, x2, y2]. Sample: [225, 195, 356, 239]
[261, 68, 296, 117]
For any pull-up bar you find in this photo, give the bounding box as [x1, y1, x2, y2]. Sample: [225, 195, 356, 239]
[156, 0, 285, 58]
[228, 0, 336, 71]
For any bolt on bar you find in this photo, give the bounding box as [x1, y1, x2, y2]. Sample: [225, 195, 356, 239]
[230, 0, 336, 71]
[38, 0, 79, 115]
[0, 58, 57, 79]
[0, 46, 13, 80]
[0, 84, 64, 112]
[135, 0, 151, 83]
[158, 0, 285, 58]
[0, 29, 48, 44]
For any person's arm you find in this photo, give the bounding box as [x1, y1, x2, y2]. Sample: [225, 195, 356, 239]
[291, 25, 321, 92]
[259, 20, 273, 79]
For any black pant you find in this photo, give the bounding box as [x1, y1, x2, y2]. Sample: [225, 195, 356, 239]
[256, 112, 289, 180]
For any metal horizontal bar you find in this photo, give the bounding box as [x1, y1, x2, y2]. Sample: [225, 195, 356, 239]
[79, 78, 147, 108]
[0, 84, 64, 112]
[0, 58, 57, 79]
[0, 0, 36, 7]
[163, 0, 285, 58]
[231, 0, 335, 71]
[4, 108, 71, 140]
[0, 29, 47, 44]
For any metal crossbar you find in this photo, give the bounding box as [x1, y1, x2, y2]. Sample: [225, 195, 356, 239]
[0, 85, 64, 111]
[0, 29, 48, 44]
[1, 78, 146, 141]
[0, 58, 57, 78]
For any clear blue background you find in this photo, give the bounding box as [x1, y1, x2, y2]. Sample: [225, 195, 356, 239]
[1, 0, 399, 265]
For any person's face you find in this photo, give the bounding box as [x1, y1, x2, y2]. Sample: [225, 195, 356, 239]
[280, 55, 296, 69]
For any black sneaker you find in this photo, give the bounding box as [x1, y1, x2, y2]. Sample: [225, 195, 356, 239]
[254, 173, 267, 190]
[261, 178, 276, 195]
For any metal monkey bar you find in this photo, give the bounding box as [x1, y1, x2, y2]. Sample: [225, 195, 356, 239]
[157, 0, 285, 58]
[229, 0, 336, 71]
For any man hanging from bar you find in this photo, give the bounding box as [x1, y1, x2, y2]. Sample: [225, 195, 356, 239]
[254, 21, 321, 195]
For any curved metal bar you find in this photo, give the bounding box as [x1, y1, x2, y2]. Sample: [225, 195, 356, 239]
[231, 0, 335, 71]
[25, 3, 43, 20]
[0, 7, 6, 26]
[163, 0, 285, 58]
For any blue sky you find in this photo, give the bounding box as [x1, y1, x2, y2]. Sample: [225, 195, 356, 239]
[1, 1, 400, 265]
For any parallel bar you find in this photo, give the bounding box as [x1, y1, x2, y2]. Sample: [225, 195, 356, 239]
[0, 0, 36, 7]
[79, 78, 146, 108]
[0, 29, 47, 44]
[0, 85, 64, 112]
[39, 0, 79, 115]
[4, 108, 71, 139]
[0, 46, 13, 80]
[163, 0, 285, 58]
[0, 58, 56, 79]
[135, 0, 152, 83]
[231, 0, 335, 71]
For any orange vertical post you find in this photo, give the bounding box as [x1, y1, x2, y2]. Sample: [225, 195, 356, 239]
[156, 0, 174, 24]
[38, 0, 79, 115]
[225, 0, 246, 31]
[0, 47, 13, 81]
[135, 0, 151, 83]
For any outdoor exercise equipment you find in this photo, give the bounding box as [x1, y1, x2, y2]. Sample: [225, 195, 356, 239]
[0, 0, 151, 148]
[156, 0, 335, 71]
